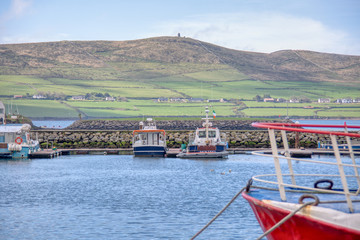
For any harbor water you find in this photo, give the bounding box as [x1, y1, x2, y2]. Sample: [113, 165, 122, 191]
[0, 154, 358, 239]
[32, 120, 75, 129]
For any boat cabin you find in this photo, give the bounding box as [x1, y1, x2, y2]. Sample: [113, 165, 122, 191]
[132, 118, 167, 157]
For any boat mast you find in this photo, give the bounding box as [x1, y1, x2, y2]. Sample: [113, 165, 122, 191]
[202, 106, 210, 141]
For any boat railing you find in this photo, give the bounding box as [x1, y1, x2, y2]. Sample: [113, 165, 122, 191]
[251, 122, 360, 213]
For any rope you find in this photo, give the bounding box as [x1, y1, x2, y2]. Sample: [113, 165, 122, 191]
[190, 187, 246, 240]
[256, 201, 315, 240]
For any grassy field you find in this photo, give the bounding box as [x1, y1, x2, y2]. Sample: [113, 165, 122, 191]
[2, 73, 360, 100]
[1, 71, 359, 119]
[2, 97, 359, 119]
[2, 99, 79, 118]
[67, 100, 236, 118]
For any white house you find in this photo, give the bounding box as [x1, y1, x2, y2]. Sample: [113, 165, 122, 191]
[318, 98, 330, 103]
[33, 94, 46, 99]
[105, 97, 115, 101]
[264, 98, 275, 102]
[72, 95, 86, 100]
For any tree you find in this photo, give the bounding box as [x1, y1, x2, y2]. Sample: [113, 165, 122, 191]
[253, 95, 262, 102]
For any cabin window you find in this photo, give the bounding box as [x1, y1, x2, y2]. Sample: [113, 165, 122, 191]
[208, 131, 216, 138]
[198, 131, 206, 138]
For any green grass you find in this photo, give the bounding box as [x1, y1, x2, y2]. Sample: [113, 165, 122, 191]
[1, 99, 79, 118]
[184, 68, 249, 82]
[242, 108, 317, 117]
[1, 70, 360, 119]
[1, 97, 359, 119]
[67, 100, 236, 118]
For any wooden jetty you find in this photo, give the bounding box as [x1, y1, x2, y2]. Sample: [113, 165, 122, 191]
[29, 149, 61, 158]
[59, 148, 133, 155]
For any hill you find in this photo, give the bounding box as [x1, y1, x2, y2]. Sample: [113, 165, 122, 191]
[0, 36, 360, 119]
[1, 36, 360, 84]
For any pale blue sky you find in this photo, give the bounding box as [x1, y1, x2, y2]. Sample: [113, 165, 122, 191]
[0, 0, 359, 55]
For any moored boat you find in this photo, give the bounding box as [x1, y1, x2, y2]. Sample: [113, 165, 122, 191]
[243, 122, 360, 239]
[0, 124, 41, 159]
[132, 118, 167, 157]
[177, 106, 228, 159]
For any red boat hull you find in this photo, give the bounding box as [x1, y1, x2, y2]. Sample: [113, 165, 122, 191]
[242, 192, 360, 240]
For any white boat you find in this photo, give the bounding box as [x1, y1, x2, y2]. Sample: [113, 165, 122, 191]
[177, 106, 228, 159]
[0, 124, 41, 159]
[132, 118, 167, 157]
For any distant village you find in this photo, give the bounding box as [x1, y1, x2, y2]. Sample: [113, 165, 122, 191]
[10, 93, 360, 104]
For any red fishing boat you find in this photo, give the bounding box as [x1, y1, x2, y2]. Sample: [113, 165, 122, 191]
[243, 122, 360, 239]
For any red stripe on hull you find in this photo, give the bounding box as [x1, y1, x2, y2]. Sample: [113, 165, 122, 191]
[242, 192, 360, 240]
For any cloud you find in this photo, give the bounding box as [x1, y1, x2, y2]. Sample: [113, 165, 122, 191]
[148, 12, 358, 55]
[7, 0, 32, 19]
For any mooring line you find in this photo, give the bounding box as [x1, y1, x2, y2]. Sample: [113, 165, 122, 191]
[190, 186, 246, 240]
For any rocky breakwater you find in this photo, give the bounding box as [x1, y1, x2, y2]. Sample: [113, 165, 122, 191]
[32, 121, 336, 149]
[65, 119, 263, 131]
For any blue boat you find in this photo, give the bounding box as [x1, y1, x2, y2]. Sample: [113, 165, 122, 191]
[0, 124, 41, 159]
[132, 118, 167, 157]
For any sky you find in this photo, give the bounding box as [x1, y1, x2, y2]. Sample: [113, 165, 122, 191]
[0, 0, 359, 55]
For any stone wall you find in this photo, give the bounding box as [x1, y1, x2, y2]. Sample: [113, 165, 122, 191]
[31, 130, 335, 149]
[66, 119, 287, 131]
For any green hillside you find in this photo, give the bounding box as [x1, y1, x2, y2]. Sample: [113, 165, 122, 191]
[0, 36, 359, 119]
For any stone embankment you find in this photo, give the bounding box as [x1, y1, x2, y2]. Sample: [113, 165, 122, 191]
[66, 119, 264, 131]
[31, 119, 341, 149]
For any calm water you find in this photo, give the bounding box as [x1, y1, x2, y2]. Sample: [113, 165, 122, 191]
[0, 154, 357, 240]
[0, 154, 269, 240]
[32, 120, 75, 129]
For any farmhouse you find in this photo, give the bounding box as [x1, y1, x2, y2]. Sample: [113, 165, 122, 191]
[289, 98, 300, 103]
[188, 98, 204, 102]
[263, 98, 275, 102]
[170, 98, 183, 102]
[72, 95, 86, 100]
[33, 94, 46, 99]
[157, 98, 168, 102]
[336, 98, 353, 104]
[318, 98, 330, 103]
[105, 97, 115, 101]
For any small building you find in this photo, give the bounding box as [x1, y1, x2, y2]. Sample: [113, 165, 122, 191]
[157, 98, 169, 102]
[264, 98, 275, 102]
[341, 98, 353, 104]
[188, 98, 204, 102]
[289, 99, 300, 103]
[170, 98, 183, 102]
[13, 95, 23, 99]
[318, 98, 330, 103]
[105, 97, 115, 101]
[0, 101, 5, 124]
[71, 95, 86, 101]
[207, 99, 220, 103]
[33, 94, 47, 99]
